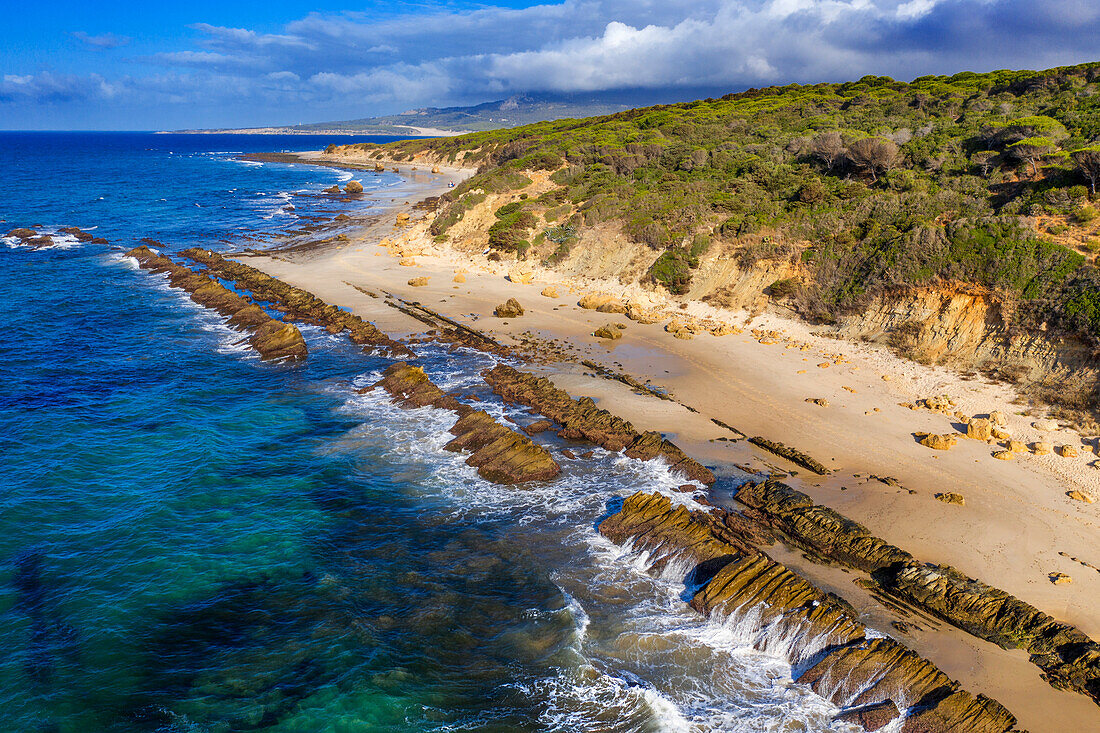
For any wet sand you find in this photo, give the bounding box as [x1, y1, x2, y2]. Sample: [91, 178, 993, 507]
[233, 154, 1100, 732]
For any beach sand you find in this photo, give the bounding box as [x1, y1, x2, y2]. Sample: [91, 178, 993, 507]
[233, 155, 1100, 731]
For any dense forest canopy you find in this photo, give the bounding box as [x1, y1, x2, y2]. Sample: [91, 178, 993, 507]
[348, 62, 1100, 348]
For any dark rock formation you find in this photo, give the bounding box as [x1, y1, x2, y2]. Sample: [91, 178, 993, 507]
[735, 479, 912, 572]
[598, 491, 1019, 732]
[734, 478, 1100, 706]
[58, 226, 94, 242]
[747, 436, 830, 474]
[835, 700, 900, 731]
[483, 365, 714, 484]
[371, 362, 560, 484]
[181, 248, 411, 358]
[126, 245, 307, 362]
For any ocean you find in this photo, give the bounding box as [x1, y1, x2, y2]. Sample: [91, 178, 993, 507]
[0, 132, 853, 732]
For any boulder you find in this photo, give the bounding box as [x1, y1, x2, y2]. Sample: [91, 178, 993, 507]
[805, 398, 829, 407]
[918, 432, 957, 450]
[374, 162, 386, 172]
[395, 212, 410, 227]
[453, 274, 466, 283]
[1059, 445, 1079, 458]
[967, 417, 993, 441]
[1032, 441, 1053, 455]
[493, 298, 524, 318]
[1067, 490, 1093, 503]
[1050, 572, 1073, 585]
[935, 492, 965, 505]
[507, 266, 533, 284]
[992, 427, 1011, 440]
[323, 185, 342, 194]
[407, 277, 429, 287]
[540, 286, 559, 298]
[990, 410, 1008, 426]
[431, 166, 441, 174]
[345, 180, 364, 194]
[399, 258, 417, 267]
[1007, 440, 1027, 453]
[1032, 419, 1057, 431]
[593, 324, 622, 340]
[992, 450, 1015, 461]
[626, 303, 663, 324]
[579, 292, 621, 311]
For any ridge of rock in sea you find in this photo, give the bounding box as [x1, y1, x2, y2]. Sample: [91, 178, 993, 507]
[368, 362, 560, 484]
[599, 491, 1019, 732]
[180, 248, 412, 358]
[482, 364, 715, 485]
[735, 479, 1100, 704]
[126, 245, 307, 362]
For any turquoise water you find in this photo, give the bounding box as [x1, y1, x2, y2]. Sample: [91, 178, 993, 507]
[0, 133, 853, 732]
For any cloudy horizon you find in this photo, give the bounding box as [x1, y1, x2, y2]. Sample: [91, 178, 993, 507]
[4, 0, 1099, 130]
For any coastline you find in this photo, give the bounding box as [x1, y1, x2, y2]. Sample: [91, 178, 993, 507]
[230, 150, 1100, 731]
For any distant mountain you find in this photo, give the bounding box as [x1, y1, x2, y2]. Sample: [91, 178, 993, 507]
[180, 90, 726, 136]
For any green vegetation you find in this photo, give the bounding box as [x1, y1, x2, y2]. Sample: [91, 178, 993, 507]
[354, 62, 1100, 352]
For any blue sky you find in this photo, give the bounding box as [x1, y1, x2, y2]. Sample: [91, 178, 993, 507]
[3, 0, 1099, 130]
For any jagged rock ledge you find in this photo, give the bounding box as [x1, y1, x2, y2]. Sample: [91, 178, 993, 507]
[483, 364, 715, 485]
[181, 249, 412, 358]
[368, 362, 560, 484]
[599, 491, 1019, 732]
[748, 436, 830, 475]
[736, 478, 1100, 705]
[126, 245, 307, 362]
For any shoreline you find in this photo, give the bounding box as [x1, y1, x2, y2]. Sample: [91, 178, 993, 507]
[229, 151, 1100, 731]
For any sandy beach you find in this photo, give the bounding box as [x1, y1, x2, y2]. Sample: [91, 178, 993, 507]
[232, 154, 1100, 732]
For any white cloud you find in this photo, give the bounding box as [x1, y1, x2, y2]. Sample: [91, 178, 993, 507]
[71, 31, 130, 49]
[7, 0, 1100, 127]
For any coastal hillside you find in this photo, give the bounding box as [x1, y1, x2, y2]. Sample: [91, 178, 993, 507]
[329, 62, 1100, 415]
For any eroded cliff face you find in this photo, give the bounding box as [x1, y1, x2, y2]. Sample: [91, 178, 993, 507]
[414, 173, 1100, 410]
[831, 284, 1100, 407]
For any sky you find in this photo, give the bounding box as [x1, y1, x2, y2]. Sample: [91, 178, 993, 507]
[2, 0, 1099, 130]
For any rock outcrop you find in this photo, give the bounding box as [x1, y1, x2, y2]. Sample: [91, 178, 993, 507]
[127, 245, 307, 362]
[371, 362, 559, 484]
[732, 478, 1100, 707]
[598, 492, 1019, 732]
[181, 249, 411, 357]
[483, 365, 714, 484]
[747, 436, 830, 474]
[345, 180, 364, 194]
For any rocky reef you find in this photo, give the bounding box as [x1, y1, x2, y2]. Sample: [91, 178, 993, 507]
[483, 364, 714, 484]
[370, 362, 560, 484]
[126, 245, 307, 362]
[747, 436, 830, 474]
[735, 478, 1100, 705]
[599, 491, 1019, 732]
[181, 248, 411, 358]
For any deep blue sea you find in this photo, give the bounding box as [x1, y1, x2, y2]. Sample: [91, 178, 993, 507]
[0, 132, 849, 732]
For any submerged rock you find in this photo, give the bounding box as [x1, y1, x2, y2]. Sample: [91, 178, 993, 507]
[483, 365, 714, 484]
[180, 248, 410, 358]
[372, 362, 559, 484]
[126, 245, 306, 362]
